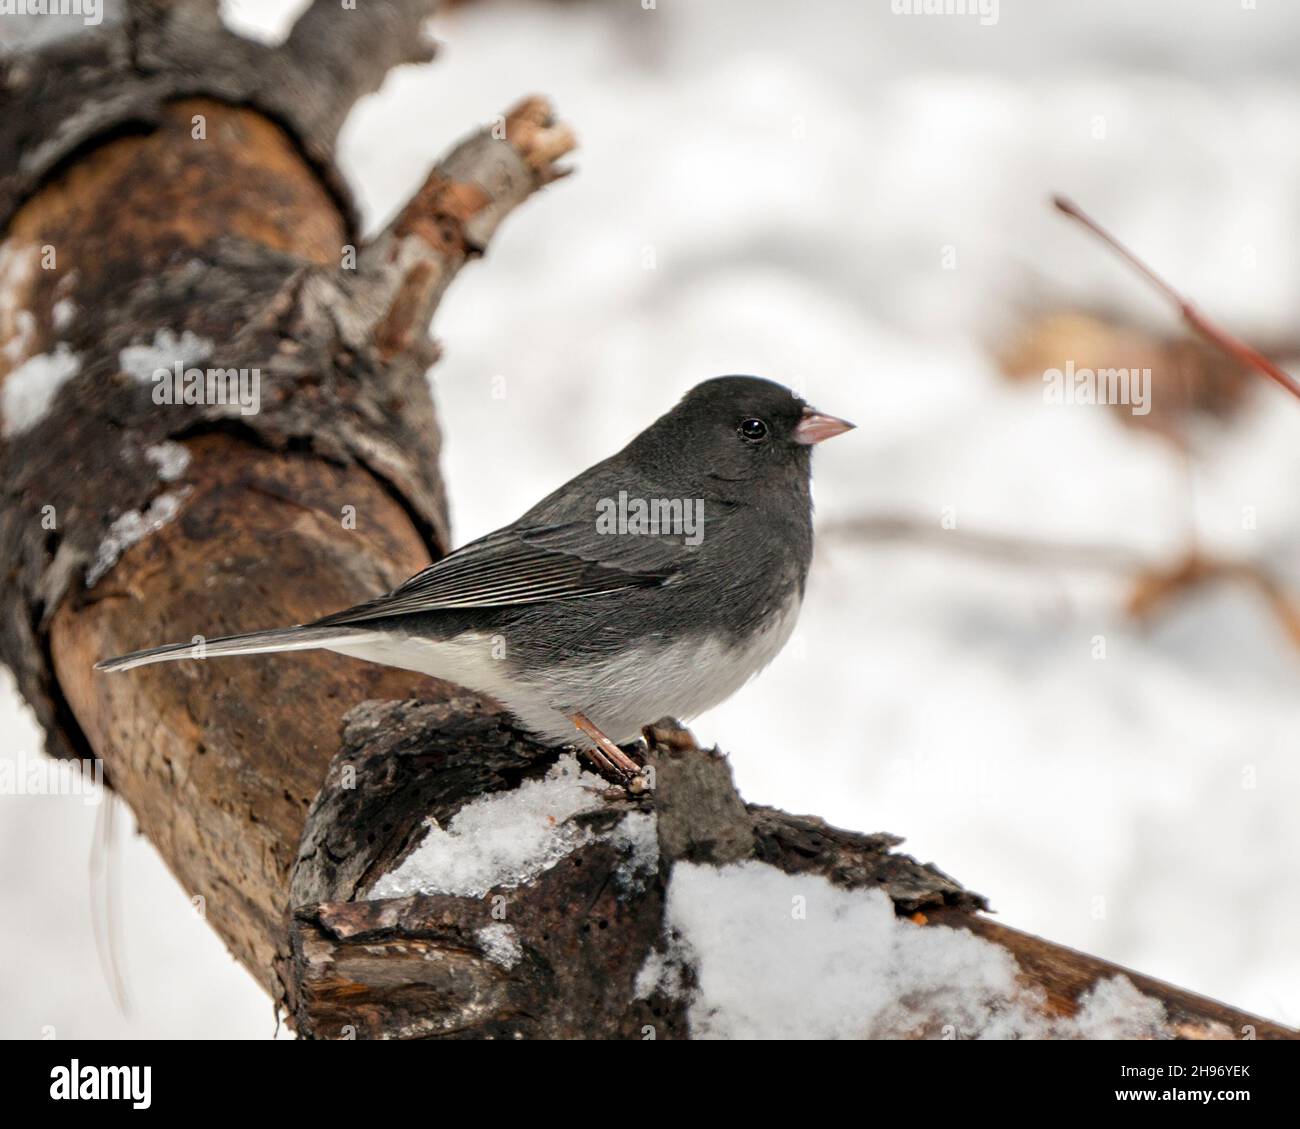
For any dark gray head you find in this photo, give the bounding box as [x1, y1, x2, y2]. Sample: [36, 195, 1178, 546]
[625, 376, 854, 496]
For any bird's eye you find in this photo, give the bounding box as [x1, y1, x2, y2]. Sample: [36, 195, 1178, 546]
[739, 417, 769, 442]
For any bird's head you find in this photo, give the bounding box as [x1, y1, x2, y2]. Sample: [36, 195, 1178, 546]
[645, 375, 854, 492]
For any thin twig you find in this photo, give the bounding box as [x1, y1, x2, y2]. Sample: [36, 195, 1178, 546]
[828, 514, 1300, 651]
[823, 515, 1150, 573]
[1053, 195, 1300, 404]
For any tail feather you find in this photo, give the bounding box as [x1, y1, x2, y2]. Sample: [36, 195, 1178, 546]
[94, 625, 366, 673]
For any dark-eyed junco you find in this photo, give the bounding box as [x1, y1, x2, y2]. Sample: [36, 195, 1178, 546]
[97, 376, 853, 778]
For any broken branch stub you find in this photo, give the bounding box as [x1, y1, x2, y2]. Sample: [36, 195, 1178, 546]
[355, 95, 577, 360]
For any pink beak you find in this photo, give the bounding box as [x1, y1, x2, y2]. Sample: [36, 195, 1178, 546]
[793, 406, 856, 445]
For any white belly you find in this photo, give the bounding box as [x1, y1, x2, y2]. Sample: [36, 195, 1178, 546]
[326, 592, 801, 747]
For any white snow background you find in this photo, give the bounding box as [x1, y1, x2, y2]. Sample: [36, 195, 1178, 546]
[2, 0, 1299, 1036]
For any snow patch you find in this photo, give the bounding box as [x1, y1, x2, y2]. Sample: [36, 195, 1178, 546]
[144, 442, 191, 483]
[3, 310, 36, 362]
[476, 923, 523, 970]
[634, 948, 684, 1002]
[118, 329, 213, 382]
[368, 755, 605, 899]
[0, 243, 38, 362]
[1, 345, 81, 436]
[1071, 975, 1170, 1040]
[608, 810, 659, 891]
[367, 755, 659, 901]
[642, 860, 1169, 1040]
[85, 491, 190, 588]
[51, 298, 76, 333]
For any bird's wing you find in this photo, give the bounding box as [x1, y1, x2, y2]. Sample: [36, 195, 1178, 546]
[309, 523, 682, 626]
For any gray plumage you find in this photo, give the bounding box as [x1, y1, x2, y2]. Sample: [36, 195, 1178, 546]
[97, 376, 850, 748]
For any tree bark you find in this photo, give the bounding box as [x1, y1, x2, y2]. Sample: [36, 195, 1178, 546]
[0, 0, 572, 1000]
[1, 2, 1293, 1040]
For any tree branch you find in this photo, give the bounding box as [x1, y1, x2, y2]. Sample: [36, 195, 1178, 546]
[280, 0, 441, 151]
[346, 95, 576, 359]
[0, 12, 570, 1000]
[0, 0, 444, 235]
[282, 705, 1295, 1040]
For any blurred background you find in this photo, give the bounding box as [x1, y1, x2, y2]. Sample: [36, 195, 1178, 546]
[4, 0, 1300, 1036]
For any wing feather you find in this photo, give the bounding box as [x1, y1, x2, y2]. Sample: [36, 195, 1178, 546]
[309, 525, 676, 626]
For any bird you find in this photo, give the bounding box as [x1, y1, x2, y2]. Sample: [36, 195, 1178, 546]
[96, 376, 853, 779]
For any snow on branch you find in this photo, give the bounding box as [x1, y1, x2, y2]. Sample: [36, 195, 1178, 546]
[282, 703, 1294, 1040]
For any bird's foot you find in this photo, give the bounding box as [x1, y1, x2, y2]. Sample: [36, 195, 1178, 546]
[569, 711, 651, 788]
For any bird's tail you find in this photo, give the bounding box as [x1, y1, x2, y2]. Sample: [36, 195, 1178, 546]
[94, 625, 369, 673]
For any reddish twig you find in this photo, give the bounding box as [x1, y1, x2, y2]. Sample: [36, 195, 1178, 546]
[1053, 195, 1300, 404]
